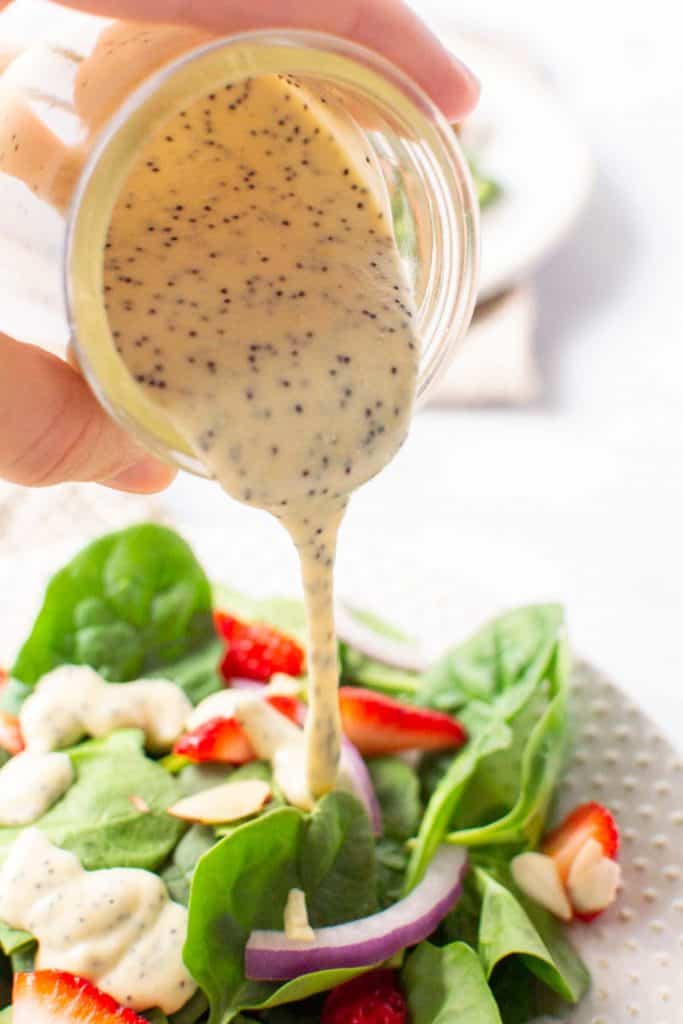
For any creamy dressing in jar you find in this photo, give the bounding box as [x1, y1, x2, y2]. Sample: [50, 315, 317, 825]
[104, 73, 419, 798]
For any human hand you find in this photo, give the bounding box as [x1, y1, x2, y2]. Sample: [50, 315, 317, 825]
[0, 0, 478, 492]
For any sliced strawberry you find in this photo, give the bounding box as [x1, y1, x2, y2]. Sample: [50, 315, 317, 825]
[322, 968, 407, 1024]
[13, 970, 146, 1023]
[174, 715, 254, 764]
[542, 801, 620, 922]
[173, 694, 300, 764]
[542, 801, 619, 881]
[339, 687, 467, 756]
[215, 611, 305, 682]
[0, 709, 24, 755]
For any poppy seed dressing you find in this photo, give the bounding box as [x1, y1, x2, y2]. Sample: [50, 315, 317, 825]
[105, 74, 420, 799]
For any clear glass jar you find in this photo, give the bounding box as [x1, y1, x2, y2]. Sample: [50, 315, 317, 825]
[0, 16, 479, 475]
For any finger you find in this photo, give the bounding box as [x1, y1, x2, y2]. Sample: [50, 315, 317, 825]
[0, 335, 176, 492]
[39, 0, 479, 121]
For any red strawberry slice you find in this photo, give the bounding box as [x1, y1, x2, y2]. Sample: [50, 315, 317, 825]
[13, 970, 147, 1023]
[542, 801, 619, 882]
[215, 612, 305, 682]
[322, 968, 408, 1024]
[173, 694, 300, 764]
[338, 687, 467, 756]
[0, 709, 24, 756]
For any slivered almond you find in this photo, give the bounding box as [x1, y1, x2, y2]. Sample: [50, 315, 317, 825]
[511, 851, 573, 921]
[284, 887, 315, 943]
[167, 779, 271, 824]
[129, 795, 150, 813]
[567, 839, 621, 914]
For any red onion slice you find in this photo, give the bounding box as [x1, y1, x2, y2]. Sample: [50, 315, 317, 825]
[335, 603, 427, 673]
[245, 845, 467, 980]
[339, 738, 383, 836]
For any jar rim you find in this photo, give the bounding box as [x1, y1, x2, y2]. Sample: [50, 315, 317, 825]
[65, 27, 479, 475]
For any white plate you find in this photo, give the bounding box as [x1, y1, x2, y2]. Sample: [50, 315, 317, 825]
[1, 521, 682, 1023]
[437, 30, 594, 301]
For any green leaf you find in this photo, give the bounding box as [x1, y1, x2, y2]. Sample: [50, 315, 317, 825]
[421, 605, 564, 713]
[185, 795, 378, 1022]
[0, 922, 33, 956]
[407, 611, 569, 888]
[402, 942, 502, 1024]
[12, 525, 215, 690]
[184, 808, 305, 1023]
[143, 1011, 168, 1024]
[299, 791, 377, 926]
[0, 1007, 11, 1023]
[155, 637, 224, 706]
[375, 837, 409, 908]
[0, 730, 185, 871]
[405, 718, 511, 891]
[475, 868, 589, 1004]
[367, 757, 421, 840]
[169, 990, 210, 1024]
[446, 636, 569, 848]
[162, 824, 216, 905]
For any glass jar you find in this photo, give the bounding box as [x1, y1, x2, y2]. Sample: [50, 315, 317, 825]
[0, 14, 479, 475]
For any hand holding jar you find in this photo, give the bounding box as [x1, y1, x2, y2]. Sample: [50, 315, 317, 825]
[0, 0, 478, 492]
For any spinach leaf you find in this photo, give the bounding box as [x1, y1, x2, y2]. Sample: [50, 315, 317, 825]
[143, 1011, 168, 1024]
[367, 758, 421, 841]
[405, 718, 511, 891]
[184, 807, 304, 1022]
[407, 611, 569, 887]
[0, 730, 184, 870]
[299, 791, 377, 926]
[162, 825, 216, 905]
[376, 837, 409, 908]
[402, 942, 502, 1024]
[0, 923, 33, 957]
[475, 868, 588, 1004]
[488, 958, 537, 1024]
[156, 637, 224, 706]
[0, 1008, 10, 1023]
[446, 634, 569, 848]
[185, 797, 378, 1022]
[420, 605, 563, 713]
[170, 990, 210, 1024]
[12, 525, 215, 689]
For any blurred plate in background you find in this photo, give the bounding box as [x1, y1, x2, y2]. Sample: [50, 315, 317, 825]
[439, 29, 594, 300]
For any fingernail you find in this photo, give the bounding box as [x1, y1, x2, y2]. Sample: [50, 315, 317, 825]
[103, 458, 176, 494]
[457, 57, 481, 93]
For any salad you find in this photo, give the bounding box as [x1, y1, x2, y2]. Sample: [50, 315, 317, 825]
[0, 525, 620, 1024]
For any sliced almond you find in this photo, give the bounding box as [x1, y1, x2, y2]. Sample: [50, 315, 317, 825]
[167, 779, 271, 824]
[129, 795, 150, 813]
[568, 840, 621, 914]
[511, 851, 573, 921]
[284, 887, 315, 944]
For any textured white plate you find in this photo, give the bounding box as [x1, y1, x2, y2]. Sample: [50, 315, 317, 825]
[437, 29, 594, 300]
[0, 508, 682, 1023]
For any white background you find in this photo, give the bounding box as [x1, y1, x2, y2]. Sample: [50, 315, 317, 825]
[0, 0, 682, 744]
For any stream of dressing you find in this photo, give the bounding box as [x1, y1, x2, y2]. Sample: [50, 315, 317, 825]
[105, 74, 419, 800]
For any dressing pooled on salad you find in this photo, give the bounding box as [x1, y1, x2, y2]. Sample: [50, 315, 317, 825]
[104, 72, 419, 801]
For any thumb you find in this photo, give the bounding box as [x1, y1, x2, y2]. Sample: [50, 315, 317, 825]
[0, 334, 176, 492]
